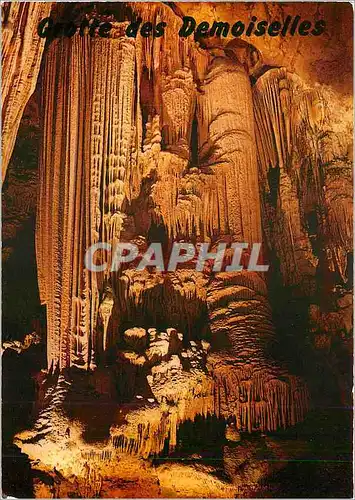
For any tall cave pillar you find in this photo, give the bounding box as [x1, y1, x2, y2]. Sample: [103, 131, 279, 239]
[197, 56, 307, 431]
[36, 29, 139, 370]
[197, 57, 262, 243]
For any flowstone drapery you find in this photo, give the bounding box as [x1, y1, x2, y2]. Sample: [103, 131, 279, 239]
[2, 2, 52, 181]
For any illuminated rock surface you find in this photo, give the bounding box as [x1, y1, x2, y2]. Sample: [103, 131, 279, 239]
[1, 2, 52, 181]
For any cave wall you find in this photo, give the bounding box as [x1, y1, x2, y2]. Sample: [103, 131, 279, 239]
[179, 2, 353, 95]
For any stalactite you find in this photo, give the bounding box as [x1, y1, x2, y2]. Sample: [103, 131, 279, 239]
[206, 271, 308, 432]
[150, 56, 262, 243]
[253, 67, 352, 289]
[13, 5, 320, 486]
[161, 68, 196, 158]
[37, 27, 142, 370]
[1, 1, 52, 181]
[129, 2, 191, 78]
[99, 286, 115, 353]
[129, 1, 199, 163]
[253, 68, 318, 291]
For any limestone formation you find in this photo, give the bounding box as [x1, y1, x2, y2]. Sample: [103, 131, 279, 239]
[253, 68, 353, 294]
[2, 2, 52, 181]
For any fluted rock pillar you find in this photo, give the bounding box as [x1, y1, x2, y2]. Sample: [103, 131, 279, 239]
[37, 30, 140, 370]
[197, 57, 262, 243]
[197, 57, 308, 431]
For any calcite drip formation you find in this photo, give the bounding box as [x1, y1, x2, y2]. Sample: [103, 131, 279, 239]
[2, 2, 51, 181]
[3, 2, 352, 496]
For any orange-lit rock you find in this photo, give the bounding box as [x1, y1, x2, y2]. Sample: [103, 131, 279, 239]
[1, 2, 52, 181]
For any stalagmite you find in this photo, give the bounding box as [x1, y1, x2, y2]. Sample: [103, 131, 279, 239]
[1, 2, 52, 181]
[196, 56, 262, 243]
[150, 55, 263, 243]
[206, 271, 308, 432]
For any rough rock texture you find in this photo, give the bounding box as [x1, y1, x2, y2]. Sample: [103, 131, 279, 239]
[17, 8, 309, 485]
[179, 2, 353, 95]
[3, 2, 353, 498]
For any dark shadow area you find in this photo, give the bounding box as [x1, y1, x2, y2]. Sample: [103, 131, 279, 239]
[116, 277, 211, 344]
[2, 345, 46, 497]
[265, 248, 353, 498]
[263, 408, 353, 498]
[2, 92, 45, 497]
[2, 216, 45, 341]
[154, 413, 228, 480]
